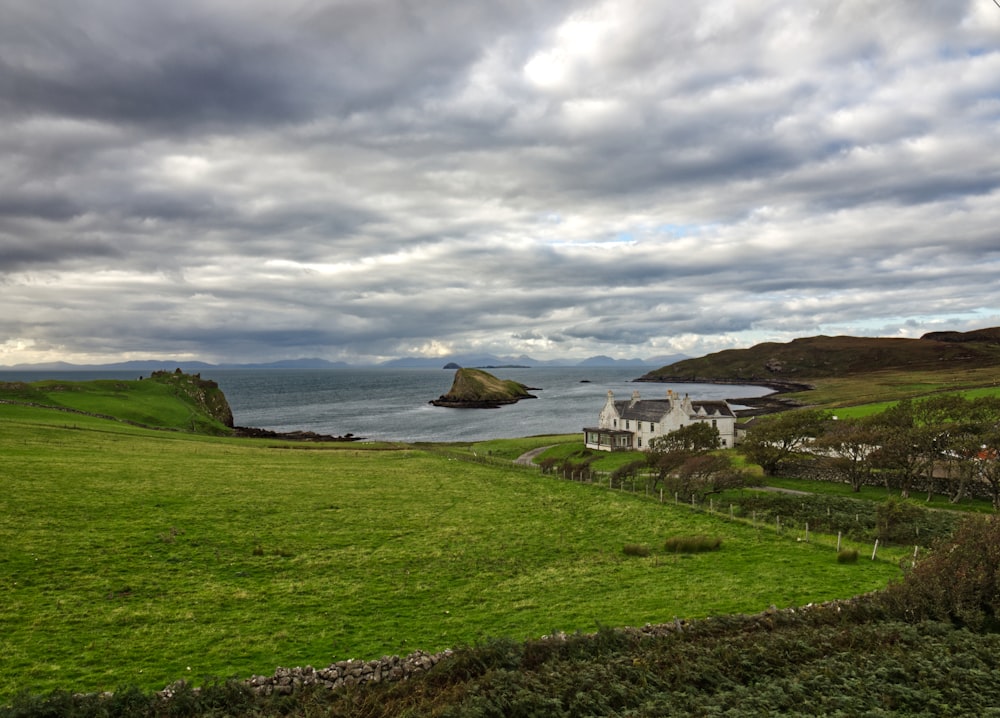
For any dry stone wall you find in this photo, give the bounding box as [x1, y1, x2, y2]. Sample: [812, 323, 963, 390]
[158, 649, 453, 700]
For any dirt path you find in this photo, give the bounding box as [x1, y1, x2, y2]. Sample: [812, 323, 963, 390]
[515, 445, 554, 466]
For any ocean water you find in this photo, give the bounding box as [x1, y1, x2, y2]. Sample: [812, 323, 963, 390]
[1, 366, 774, 443]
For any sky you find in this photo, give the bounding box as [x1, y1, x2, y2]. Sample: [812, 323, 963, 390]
[2, 0, 1000, 366]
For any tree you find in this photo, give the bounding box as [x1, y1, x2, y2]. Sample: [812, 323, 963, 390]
[646, 423, 721, 489]
[648, 422, 721, 454]
[813, 416, 881, 492]
[871, 423, 937, 499]
[740, 409, 830, 476]
[660, 454, 749, 503]
[644, 422, 747, 500]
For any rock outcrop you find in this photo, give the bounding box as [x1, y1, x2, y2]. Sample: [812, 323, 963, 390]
[430, 368, 538, 408]
[148, 369, 234, 428]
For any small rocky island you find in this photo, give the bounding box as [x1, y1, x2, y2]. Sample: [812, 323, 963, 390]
[430, 368, 539, 408]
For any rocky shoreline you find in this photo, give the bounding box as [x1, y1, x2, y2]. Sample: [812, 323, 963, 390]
[429, 393, 538, 409]
[634, 376, 813, 417]
[233, 426, 363, 442]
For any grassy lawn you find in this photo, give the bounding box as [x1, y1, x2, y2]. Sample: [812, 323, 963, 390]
[0, 407, 901, 700]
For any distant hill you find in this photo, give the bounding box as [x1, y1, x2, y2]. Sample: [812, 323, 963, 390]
[0, 358, 350, 372]
[3, 353, 682, 372]
[384, 353, 685, 368]
[577, 354, 687, 367]
[638, 328, 1000, 384]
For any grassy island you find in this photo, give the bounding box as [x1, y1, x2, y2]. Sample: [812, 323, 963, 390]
[430, 367, 537, 407]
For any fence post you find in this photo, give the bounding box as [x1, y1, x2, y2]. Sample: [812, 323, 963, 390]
[871, 539, 879, 560]
[837, 532, 842, 552]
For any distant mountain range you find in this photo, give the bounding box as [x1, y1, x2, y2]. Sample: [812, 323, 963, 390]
[0, 353, 689, 372]
[380, 353, 687, 368]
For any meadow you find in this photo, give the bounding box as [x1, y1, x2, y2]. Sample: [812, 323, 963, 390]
[0, 402, 901, 700]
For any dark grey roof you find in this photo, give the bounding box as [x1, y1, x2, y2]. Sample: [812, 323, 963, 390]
[615, 399, 673, 422]
[691, 400, 736, 418]
[615, 398, 734, 421]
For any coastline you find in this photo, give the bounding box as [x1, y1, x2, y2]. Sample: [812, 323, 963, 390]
[634, 376, 813, 416]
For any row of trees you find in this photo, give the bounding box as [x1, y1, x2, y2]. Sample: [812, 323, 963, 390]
[741, 395, 1000, 507]
[640, 423, 750, 502]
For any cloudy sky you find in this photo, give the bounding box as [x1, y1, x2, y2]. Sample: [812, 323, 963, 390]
[2, 0, 999, 366]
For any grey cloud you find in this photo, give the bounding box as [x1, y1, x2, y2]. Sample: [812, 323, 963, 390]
[2, 0, 999, 365]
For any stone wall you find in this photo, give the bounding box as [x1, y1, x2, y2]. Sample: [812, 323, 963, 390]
[157, 649, 453, 700]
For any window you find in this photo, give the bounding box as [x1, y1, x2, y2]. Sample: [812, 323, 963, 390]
[650, 422, 655, 431]
[625, 420, 630, 430]
[638, 438, 642, 447]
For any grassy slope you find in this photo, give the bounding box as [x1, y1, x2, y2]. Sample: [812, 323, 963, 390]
[635, 331, 1000, 415]
[0, 405, 899, 699]
[0, 374, 232, 434]
[643, 332, 1000, 384]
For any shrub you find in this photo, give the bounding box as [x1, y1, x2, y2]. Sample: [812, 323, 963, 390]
[875, 496, 923, 544]
[877, 516, 1000, 631]
[837, 549, 859, 564]
[664, 535, 722, 553]
[622, 543, 651, 557]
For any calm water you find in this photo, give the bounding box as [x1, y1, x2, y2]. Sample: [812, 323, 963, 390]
[1, 366, 774, 442]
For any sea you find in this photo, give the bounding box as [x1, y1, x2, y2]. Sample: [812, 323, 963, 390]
[0, 366, 775, 443]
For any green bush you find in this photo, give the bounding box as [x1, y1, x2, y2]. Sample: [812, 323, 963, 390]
[878, 516, 1000, 631]
[622, 543, 651, 557]
[837, 549, 859, 564]
[664, 535, 722, 553]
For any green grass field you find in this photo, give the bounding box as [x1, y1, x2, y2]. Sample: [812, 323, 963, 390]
[0, 403, 901, 700]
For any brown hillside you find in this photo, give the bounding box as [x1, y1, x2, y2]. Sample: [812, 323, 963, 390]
[639, 329, 1000, 384]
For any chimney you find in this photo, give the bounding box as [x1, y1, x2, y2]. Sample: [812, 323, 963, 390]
[630, 389, 641, 407]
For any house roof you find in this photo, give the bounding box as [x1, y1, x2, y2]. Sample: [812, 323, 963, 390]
[614, 398, 735, 422]
[615, 399, 673, 422]
[690, 400, 736, 418]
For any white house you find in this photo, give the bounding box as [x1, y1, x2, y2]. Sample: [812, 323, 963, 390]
[583, 388, 737, 451]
